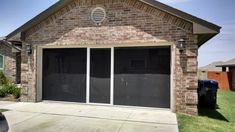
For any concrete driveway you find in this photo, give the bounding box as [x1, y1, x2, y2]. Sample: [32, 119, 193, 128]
[0, 101, 178, 132]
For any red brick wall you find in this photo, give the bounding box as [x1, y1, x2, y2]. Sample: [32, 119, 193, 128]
[21, 0, 198, 115]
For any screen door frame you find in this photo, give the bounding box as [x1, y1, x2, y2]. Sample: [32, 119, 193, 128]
[36, 43, 173, 110]
[86, 47, 114, 105]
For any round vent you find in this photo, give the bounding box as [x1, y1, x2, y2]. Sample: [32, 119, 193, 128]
[91, 7, 106, 25]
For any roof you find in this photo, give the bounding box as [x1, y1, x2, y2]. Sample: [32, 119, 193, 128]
[6, 0, 221, 46]
[141, 0, 221, 32]
[0, 40, 22, 51]
[199, 61, 223, 72]
[216, 58, 235, 67]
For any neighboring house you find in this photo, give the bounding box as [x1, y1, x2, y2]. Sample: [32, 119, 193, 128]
[216, 58, 235, 90]
[199, 61, 223, 72]
[199, 59, 235, 90]
[198, 61, 223, 80]
[2, 0, 220, 115]
[0, 38, 21, 83]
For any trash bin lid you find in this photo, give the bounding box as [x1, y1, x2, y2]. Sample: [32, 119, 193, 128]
[198, 80, 218, 89]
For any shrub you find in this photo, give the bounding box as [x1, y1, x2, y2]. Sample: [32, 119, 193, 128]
[0, 84, 21, 99]
[3, 84, 17, 94]
[0, 72, 21, 99]
[0, 86, 7, 97]
[0, 71, 8, 86]
[12, 88, 21, 99]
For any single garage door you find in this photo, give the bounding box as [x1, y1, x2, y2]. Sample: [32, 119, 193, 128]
[43, 48, 87, 102]
[114, 47, 171, 108]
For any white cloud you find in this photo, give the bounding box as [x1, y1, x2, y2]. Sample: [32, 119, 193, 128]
[157, 0, 190, 4]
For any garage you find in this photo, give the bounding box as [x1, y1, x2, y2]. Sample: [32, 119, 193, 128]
[42, 47, 170, 108]
[5, 0, 221, 115]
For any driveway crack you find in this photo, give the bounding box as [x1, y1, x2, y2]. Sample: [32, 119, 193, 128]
[9, 111, 42, 127]
[117, 110, 134, 132]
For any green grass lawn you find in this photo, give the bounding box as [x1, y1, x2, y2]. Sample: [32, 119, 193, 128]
[0, 109, 9, 112]
[177, 90, 235, 132]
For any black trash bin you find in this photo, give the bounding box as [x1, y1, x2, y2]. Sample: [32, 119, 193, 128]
[198, 80, 218, 109]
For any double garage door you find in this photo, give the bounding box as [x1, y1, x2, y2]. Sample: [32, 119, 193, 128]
[42, 47, 171, 108]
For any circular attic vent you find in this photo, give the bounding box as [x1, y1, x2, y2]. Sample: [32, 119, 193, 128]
[91, 7, 106, 25]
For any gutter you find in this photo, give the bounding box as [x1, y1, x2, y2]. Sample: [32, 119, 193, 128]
[216, 64, 235, 67]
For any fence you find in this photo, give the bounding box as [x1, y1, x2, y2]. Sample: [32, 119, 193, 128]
[207, 71, 232, 91]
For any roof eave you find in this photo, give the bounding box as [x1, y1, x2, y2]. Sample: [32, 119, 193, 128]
[0, 40, 22, 51]
[6, 0, 74, 40]
[216, 64, 235, 67]
[197, 33, 219, 48]
[140, 0, 221, 32]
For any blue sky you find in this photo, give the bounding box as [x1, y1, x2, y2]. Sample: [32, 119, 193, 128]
[159, 0, 235, 67]
[0, 0, 234, 67]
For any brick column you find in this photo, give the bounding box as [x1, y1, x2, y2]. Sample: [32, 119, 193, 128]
[20, 43, 29, 102]
[174, 35, 198, 115]
[20, 42, 37, 102]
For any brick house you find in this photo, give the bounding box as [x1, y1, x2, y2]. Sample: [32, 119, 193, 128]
[3, 0, 220, 115]
[0, 38, 21, 83]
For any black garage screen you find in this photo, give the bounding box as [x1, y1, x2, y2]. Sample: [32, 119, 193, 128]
[43, 48, 87, 102]
[114, 47, 171, 108]
[90, 49, 111, 104]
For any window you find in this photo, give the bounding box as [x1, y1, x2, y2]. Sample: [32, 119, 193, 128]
[0, 55, 4, 71]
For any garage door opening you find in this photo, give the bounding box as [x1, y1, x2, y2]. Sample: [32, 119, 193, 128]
[42, 48, 87, 102]
[90, 48, 111, 104]
[114, 47, 171, 108]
